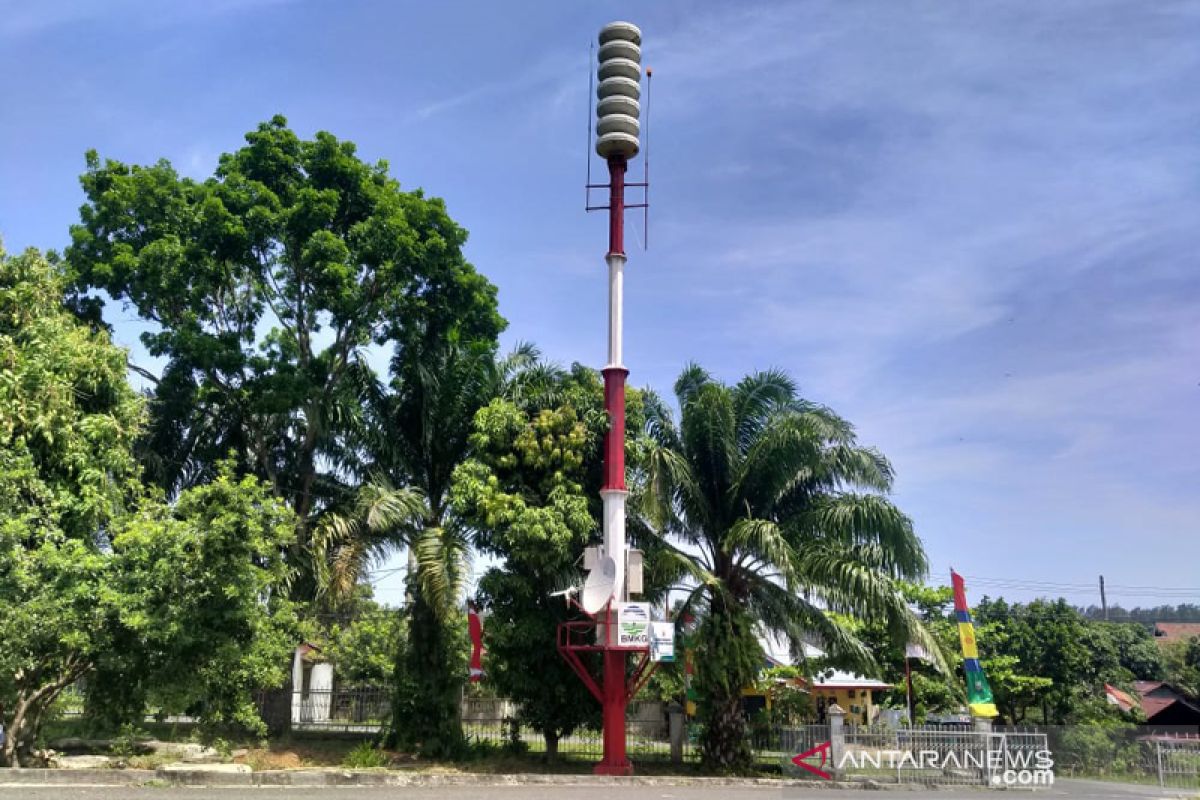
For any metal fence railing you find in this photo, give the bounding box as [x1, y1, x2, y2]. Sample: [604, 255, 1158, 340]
[841, 728, 990, 786]
[748, 723, 829, 767]
[268, 688, 392, 733]
[461, 715, 685, 763]
[294, 690, 391, 734]
[267, 691, 685, 762]
[1155, 737, 1200, 790]
[825, 726, 1053, 787]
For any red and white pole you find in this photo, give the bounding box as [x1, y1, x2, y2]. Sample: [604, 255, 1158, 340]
[596, 153, 631, 776]
[588, 20, 642, 776]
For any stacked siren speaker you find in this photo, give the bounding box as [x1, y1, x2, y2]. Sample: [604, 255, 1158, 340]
[595, 22, 641, 160]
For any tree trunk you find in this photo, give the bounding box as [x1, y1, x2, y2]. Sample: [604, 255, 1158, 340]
[544, 730, 559, 761]
[700, 690, 752, 772]
[386, 585, 464, 758]
[0, 719, 16, 768]
[19, 702, 47, 765]
[2, 693, 33, 768]
[1, 666, 88, 766]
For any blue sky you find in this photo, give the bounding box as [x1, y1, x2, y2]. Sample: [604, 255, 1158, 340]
[2, 1, 1198, 609]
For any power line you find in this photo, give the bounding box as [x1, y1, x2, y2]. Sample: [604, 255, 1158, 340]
[963, 574, 1200, 596]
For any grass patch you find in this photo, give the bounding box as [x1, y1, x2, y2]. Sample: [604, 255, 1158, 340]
[341, 741, 391, 769]
[237, 737, 375, 770]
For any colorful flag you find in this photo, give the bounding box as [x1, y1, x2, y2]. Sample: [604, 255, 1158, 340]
[951, 570, 998, 718]
[467, 602, 484, 682]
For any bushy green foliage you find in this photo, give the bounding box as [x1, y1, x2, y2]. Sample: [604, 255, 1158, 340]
[324, 602, 405, 688]
[85, 468, 299, 736]
[1162, 637, 1200, 698]
[641, 659, 686, 705]
[1091, 622, 1165, 681]
[456, 399, 595, 560]
[0, 249, 297, 764]
[451, 369, 611, 758]
[973, 598, 1164, 724]
[856, 586, 1169, 725]
[0, 247, 144, 541]
[1055, 724, 1143, 776]
[66, 116, 504, 593]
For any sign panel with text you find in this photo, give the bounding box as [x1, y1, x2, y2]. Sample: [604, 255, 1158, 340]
[616, 602, 651, 647]
[649, 621, 675, 662]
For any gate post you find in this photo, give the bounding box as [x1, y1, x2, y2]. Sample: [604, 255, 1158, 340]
[973, 716, 995, 785]
[668, 702, 684, 765]
[828, 704, 846, 780]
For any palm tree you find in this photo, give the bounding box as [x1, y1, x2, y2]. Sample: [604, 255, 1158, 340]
[316, 341, 558, 606]
[641, 364, 943, 770]
[315, 341, 561, 756]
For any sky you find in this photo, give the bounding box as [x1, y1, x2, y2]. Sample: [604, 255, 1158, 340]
[2, 0, 1198, 610]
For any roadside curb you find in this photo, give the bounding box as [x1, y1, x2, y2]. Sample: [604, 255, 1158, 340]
[0, 767, 961, 790]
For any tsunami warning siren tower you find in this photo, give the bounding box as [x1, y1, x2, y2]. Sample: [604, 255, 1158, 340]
[556, 20, 654, 777]
[597, 18, 641, 777]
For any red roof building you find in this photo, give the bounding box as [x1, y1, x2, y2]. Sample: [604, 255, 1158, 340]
[1130, 680, 1200, 729]
[1152, 622, 1200, 647]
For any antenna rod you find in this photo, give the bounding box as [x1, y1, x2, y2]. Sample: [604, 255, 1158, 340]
[643, 67, 651, 250]
[1100, 575, 1108, 620]
[586, 40, 594, 211]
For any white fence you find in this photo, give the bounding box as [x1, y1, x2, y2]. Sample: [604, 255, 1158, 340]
[1156, 738, 1200, 790]
[817, 726, 1051, 787]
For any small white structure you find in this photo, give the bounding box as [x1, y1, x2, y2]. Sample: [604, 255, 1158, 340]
[291, 643, 334, 724]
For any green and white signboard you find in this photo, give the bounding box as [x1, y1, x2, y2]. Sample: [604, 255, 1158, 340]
[616, 602, 651, 646]
[649, 622, 675, 662]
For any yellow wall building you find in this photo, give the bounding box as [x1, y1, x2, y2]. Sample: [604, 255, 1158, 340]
[742, 638, 892, 726]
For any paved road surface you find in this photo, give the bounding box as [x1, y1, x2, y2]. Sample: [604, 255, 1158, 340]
[0, 779, 1192, 800]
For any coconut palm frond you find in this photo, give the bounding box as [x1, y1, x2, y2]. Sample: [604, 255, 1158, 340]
[640, 364, 935, 769]
[313, 482, 425, 602]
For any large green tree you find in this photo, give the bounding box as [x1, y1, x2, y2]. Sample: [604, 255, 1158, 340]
[450, 364, 623, 758]
[0, 245, 140, 765]
[0, 246, 144, 543]
[1163, 637, 1200, 698]
[66, 116, 504, 591]
[84, 470, 299, 732]
[641, 365, 940, 770]
[0, 249, 296, 765]
[830, 583, 965, 721]
[973, 597, 1164, 724]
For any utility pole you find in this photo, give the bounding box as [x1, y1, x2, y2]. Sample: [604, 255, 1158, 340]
[1100, 575, 1108, 620]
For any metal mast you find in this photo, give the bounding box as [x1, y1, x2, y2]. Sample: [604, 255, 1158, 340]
[595, 20, 642, 775]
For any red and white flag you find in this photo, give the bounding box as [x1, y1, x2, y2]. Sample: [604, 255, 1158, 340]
[468, 603, 484, 682]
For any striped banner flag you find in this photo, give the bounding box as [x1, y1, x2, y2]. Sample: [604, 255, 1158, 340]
[951, 570, 998, 718]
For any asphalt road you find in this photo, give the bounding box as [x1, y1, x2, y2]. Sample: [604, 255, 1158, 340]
[0, 780, 1193, 800]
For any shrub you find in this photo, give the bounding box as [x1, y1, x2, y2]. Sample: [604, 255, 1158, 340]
[342, 741, 388, 769]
